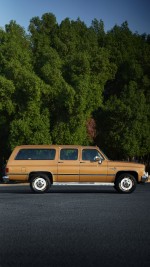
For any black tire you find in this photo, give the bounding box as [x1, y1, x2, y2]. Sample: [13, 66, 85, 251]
[115, 173, 137, 193]
[30, 173, 50, 193]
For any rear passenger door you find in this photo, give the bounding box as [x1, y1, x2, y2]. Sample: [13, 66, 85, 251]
[57, 148, 79, 182]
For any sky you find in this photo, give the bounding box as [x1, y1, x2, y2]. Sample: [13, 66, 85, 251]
[0, 0, 150, 34]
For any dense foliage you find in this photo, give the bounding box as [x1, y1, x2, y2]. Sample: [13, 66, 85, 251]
[0, 13, 150, 167]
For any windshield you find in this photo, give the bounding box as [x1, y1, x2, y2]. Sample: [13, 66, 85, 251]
[98, 148, 109, 160]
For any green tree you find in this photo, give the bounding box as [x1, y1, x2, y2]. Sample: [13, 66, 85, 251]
[0, 15, 149, 167]
[94, 22, 150, 163]
[0, 21, 52, 153]
[28, 14, 115, 145]
[95, 81, 150, 160]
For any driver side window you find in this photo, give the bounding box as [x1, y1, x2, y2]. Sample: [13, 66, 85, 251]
[82, 149, 102, 161]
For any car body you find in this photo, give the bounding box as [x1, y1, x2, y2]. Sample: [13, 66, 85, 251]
[3, 145, 149, 193]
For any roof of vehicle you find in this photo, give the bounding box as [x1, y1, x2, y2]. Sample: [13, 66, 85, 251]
[14, 145, 99, 149]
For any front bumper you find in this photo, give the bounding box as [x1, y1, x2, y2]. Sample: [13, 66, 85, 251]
[2, 176, 9, 183]
[141, 172, 149, 183]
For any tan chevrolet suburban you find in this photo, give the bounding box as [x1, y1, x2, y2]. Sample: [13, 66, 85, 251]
[3, 145, 148, 193]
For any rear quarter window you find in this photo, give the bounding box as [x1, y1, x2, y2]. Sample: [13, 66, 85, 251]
[15, 149, 56, 160]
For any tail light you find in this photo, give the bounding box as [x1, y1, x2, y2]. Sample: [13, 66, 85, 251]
[6, 167, 9, 173]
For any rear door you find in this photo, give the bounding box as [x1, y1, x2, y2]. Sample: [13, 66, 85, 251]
[57, 147, 79, 182]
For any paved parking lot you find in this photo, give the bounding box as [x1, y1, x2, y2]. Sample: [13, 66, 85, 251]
[0, 183, 150, 267]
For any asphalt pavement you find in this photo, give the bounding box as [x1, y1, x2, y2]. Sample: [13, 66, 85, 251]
[0, 183, 150, 267]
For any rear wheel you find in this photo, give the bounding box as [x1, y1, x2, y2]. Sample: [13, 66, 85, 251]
[115, 173, 137, 193]
[30, 174, 50, 193]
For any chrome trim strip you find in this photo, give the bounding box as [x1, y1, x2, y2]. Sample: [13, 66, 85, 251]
[58, 174, 114, 176]
[53, 182, 114, 186]
[8, 173, 115, 177]
[8, 173, 28, 176]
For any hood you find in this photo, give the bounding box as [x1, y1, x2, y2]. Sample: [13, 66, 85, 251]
[108, 160, 145, 169]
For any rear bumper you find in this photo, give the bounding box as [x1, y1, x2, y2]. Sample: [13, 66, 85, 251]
[141, 172, 149, 183]
[2, 176, 9, 183]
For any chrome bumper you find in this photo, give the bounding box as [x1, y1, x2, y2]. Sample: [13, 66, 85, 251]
[141, 172, 149, 183]
[2, 176, 9, 183]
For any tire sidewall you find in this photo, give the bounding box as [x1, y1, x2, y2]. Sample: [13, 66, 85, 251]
[115, 173, 137, 193]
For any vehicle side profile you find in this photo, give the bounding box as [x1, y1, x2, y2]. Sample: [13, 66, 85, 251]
[3, 145, 149, 193]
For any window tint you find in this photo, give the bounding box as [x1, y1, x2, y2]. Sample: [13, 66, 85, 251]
[60, 149, 78, 160]
[82, 149, 102, 161]
[15, 149, 56, 160]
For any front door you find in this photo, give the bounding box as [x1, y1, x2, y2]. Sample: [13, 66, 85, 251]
[57, 148, 79, 182]
[79, 148, 108, 182]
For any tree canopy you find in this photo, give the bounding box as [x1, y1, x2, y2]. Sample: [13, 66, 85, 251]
[0, 14, 150, 168]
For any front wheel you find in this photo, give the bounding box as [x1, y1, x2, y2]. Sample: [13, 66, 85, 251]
[30, 174, 50, 193]
[115, 173, 137, 193]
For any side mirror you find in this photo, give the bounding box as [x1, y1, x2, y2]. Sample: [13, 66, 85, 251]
[94, 156, 103, 164]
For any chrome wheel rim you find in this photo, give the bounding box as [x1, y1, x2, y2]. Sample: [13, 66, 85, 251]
[120, 177, 133, 191]
[33, 177, 47, 191]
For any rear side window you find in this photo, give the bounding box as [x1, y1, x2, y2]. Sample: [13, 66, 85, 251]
[15, 149, 56, 160]
[60, 149, 78, 160]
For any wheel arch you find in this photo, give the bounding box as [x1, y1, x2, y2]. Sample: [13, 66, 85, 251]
[28, 171, 53, 184]
[115, 171, 138, 183]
